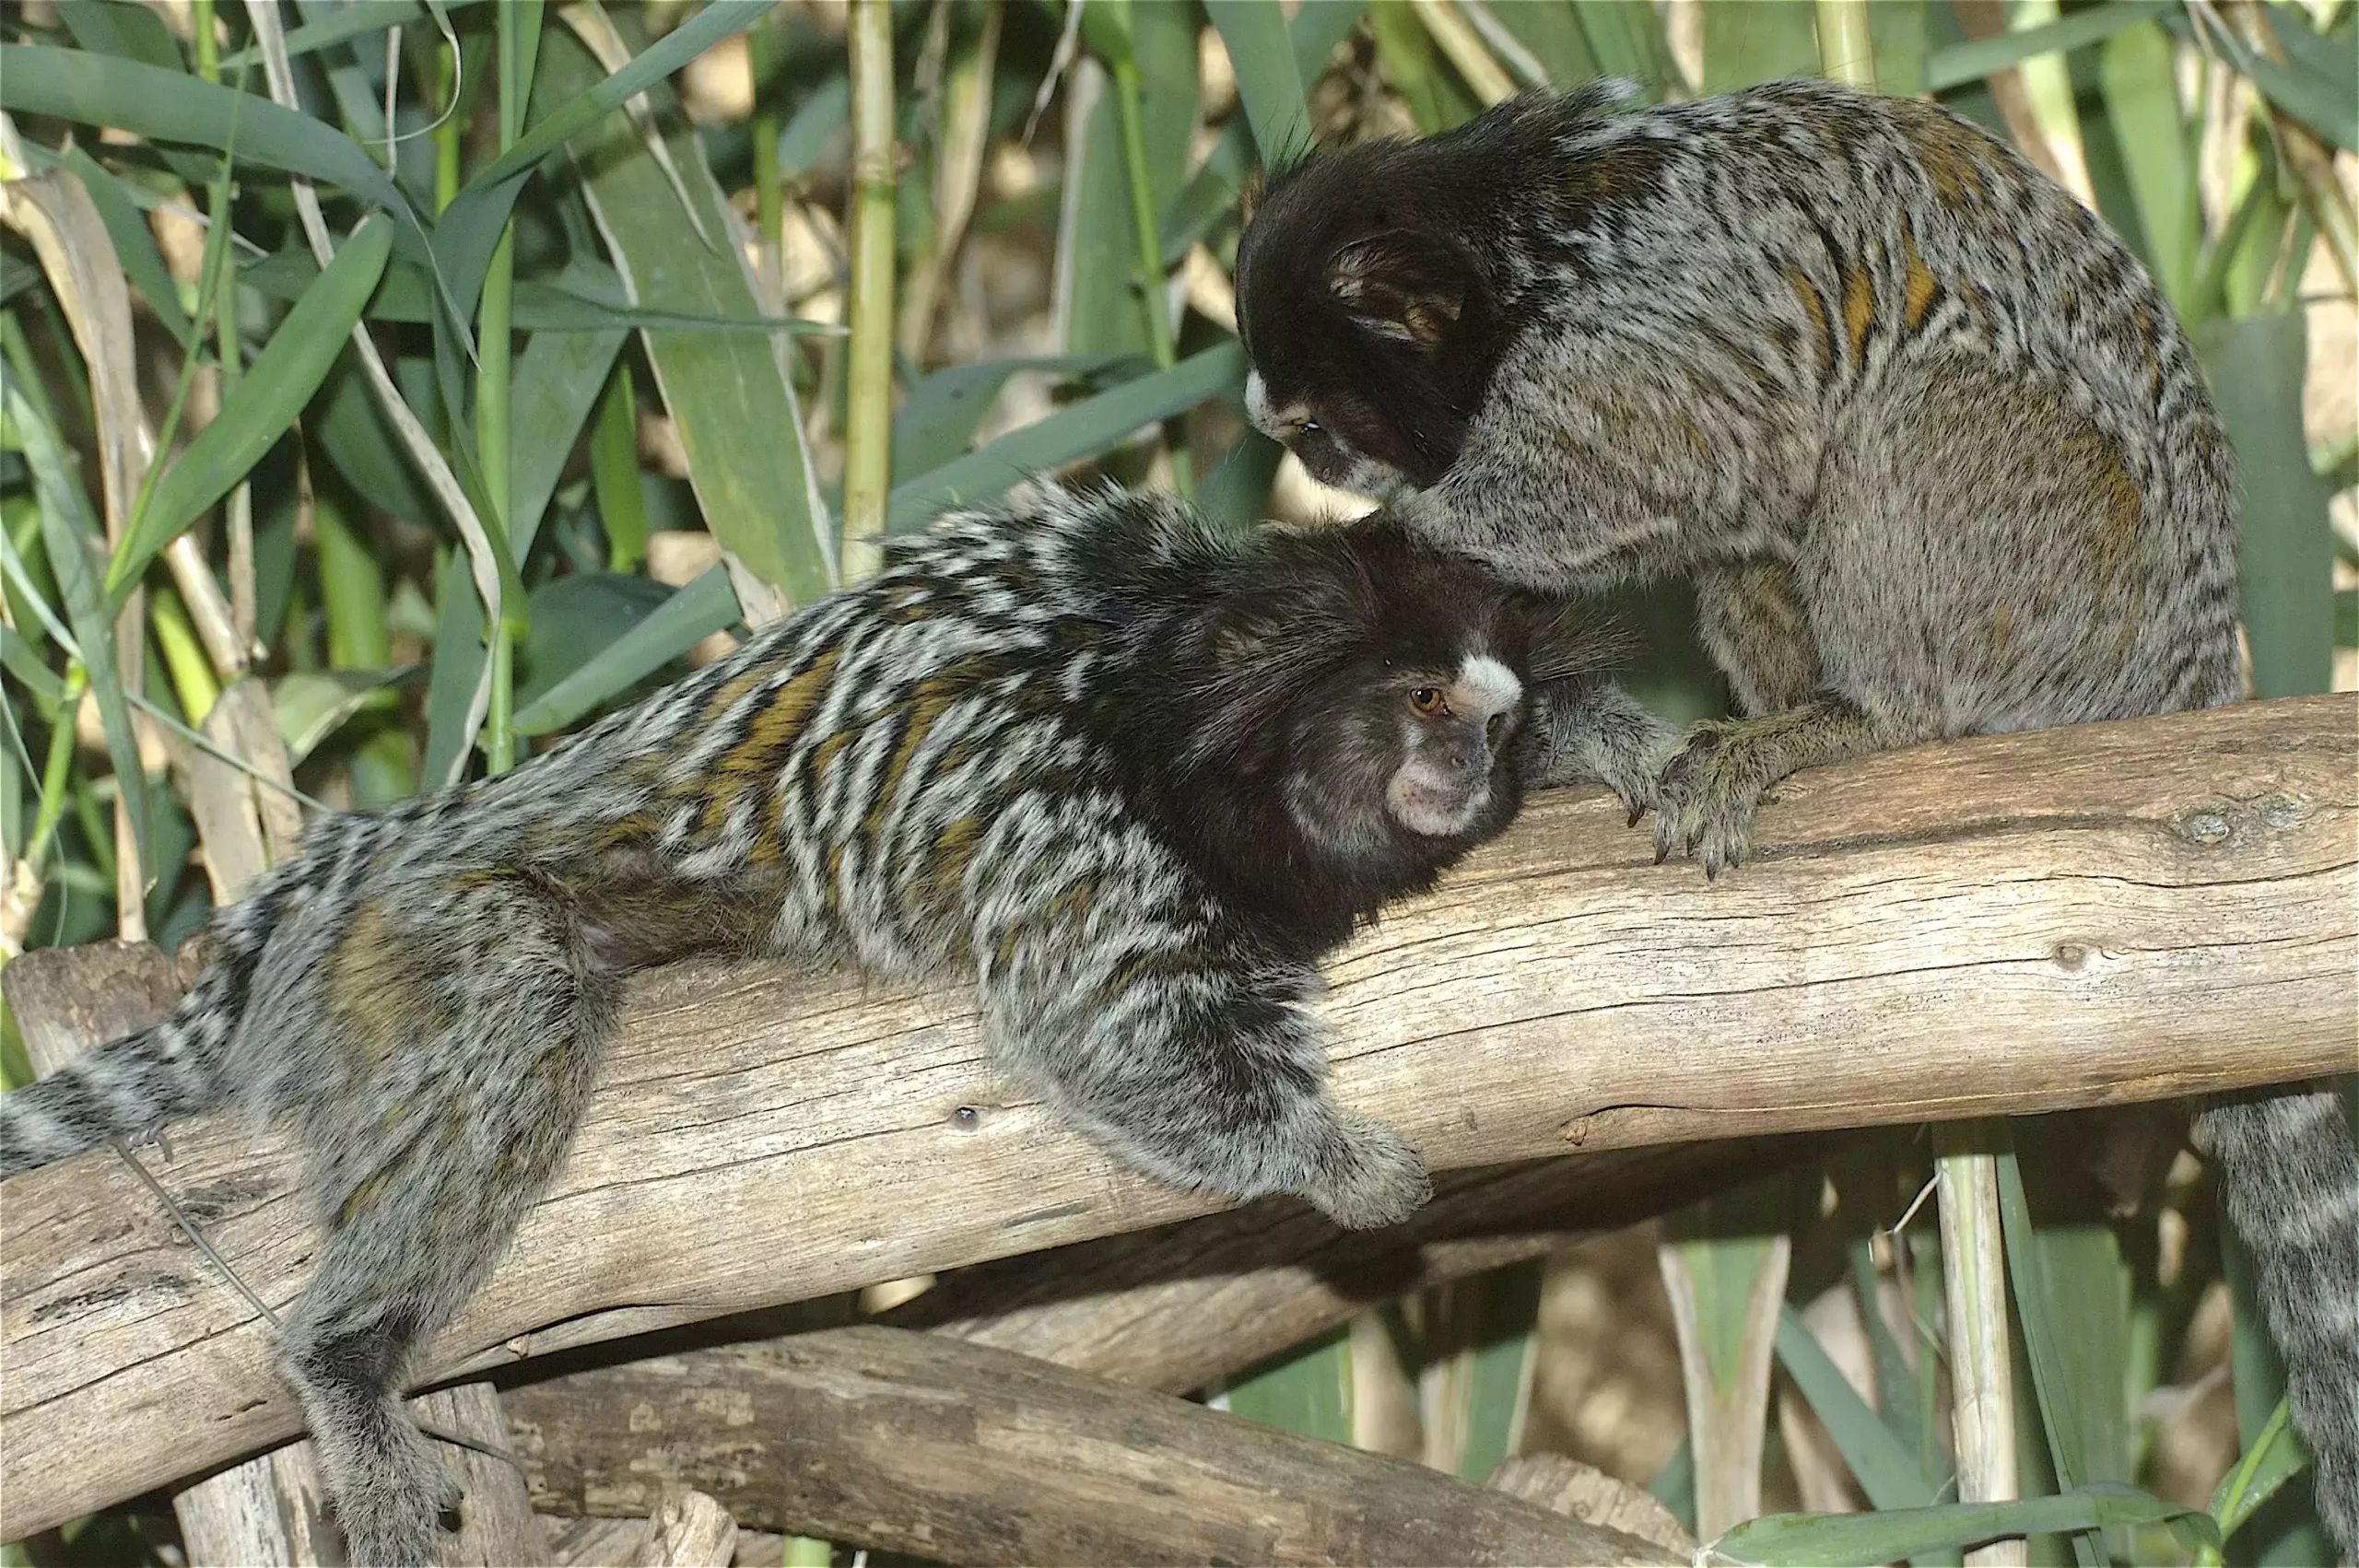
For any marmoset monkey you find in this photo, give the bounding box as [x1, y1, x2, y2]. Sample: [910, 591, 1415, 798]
[1, 484, 1650, 1566]
[1234, 79, 2354, 1553]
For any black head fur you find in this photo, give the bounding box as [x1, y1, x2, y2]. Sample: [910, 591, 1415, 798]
[1078, 502, 1610, 954]
[1234, 84, 1638, 491]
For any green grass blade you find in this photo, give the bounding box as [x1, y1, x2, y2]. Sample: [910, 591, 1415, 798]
[1714, 1485, 2222, 1566]
[433, 0, 779, 325]
[2198, 312, 2336, 699]
[2209, 1399, 2314, 1543]
[1057, 0, 1197, 359]
[1700, 1, 1824, 95]
[542, 20, 832, 607]
[421, 546, 487, 791]
[1773, 1305, 1939, 1511]
[505, 313, 627, 563]
[1203, 0, 1308, 164]
[1571, 1, 1672, 99]
[2159, 9, 2357, 155]
[1370, 0, 1480, 134]
[6, 383, 147, 882]
[1992, 1144, 2130, 1568]
[239, 250, 838, 333]
[1923, 0, 2170, 93]
[273, 667, 415, 767]
[1219, 1328, 1353, 1444]
[105, 213, 393, 604]
[892, 353, 1137, 483]
[0, 45, 424, 255]
[511, 564, 737, 737]
[590, 360, 646, 573]
[2097, 19, 2199, 312]
[886, 342, 1245, 532]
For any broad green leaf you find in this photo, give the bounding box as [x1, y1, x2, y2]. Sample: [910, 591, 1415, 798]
[2210, 1399, 2314, 1542]
[106, 214, 393, 603]
[1870, 2, 1931, 99]
[774, 73, 850, 178]
[514, 571, 673, 714]
[1570, 0, 1672, 99]
[432, 0, 779, 327]
[1714, 1485, 2221, 1566]
[1204, 1, 1308, 165]
[1993, 1147, 2130, 1567]
[506, 311, 627, 564]
[1773, 1306, 1940, 1512]
[240, 250, 837, 333]
[1700, 1, 1822, 94]
[589, 362, 647, 573]
[1058, 0, 1198, 357]
[1370, 0, 1480, 135]
[2098, 20, 2199, 313]
[1923, 1, 2170, 94]
[1486, 4, 1600, 87]
[0, 624, 67, 707]
[221, 1, 481, 69]
[2199, 312, 2336, 699]
[273, 668, 415, 766]
[540, 20, 832, 607]
[0, 46, 428, 263]
[892, 354, 1138, 484]
[422, 547, 487, 790]
[6, 385, 147, 881]
[1219, 1328, 1352, 1443]
[511, 564, 738, 737]
[2158, 9, 2357, 154]
[886, 343, 1246, 532]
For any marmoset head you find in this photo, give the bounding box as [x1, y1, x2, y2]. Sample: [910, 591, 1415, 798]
[1126, 509, 1605, 943]
[1233, 87, 1634, 497]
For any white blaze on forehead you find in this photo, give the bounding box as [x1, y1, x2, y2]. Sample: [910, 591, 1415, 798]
[1452, 653, 1522, 717]
[1244, 372, 1309, 442]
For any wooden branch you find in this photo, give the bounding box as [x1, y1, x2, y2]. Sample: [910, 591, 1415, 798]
[507, 1325, 1675, 1565]
[5, 696, 2352, 1538]
[884, 1138, 1820, 1393]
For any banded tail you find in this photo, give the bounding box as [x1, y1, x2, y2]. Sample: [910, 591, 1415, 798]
[2203, 1086, 2359, 1558]
[0, 872, 292, 1180]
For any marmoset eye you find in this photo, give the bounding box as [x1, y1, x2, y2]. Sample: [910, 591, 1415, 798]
[1409, 687, 1448, 716]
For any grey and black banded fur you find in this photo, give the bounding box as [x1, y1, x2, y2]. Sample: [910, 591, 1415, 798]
[1233, 79, 2356, 1551]
[0, 484, 1651, 1566]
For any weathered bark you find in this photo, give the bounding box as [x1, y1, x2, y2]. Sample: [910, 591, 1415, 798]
[509, 1326, 1675, 1565]
[884, 1138, 1815, 1391]
[4, 696, 2352, 1537]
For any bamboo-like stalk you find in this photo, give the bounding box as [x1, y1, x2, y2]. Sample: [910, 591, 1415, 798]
[839, 0, 898, 585]
[1812, 0, 1876, 92]
[434, 38, 463, 215]
[1108, 30, 1191, 495]
[190, 0, 260, 665]
[474, 6, 529, 776]
[1413, 0, 1517, 106]
[147, 588, 219, 727]
[1935, 1122, 2025, 1568]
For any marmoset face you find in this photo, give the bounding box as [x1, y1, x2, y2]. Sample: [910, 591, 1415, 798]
[1282, 649, 1526, 862]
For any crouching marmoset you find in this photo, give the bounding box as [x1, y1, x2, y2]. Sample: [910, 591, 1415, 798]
[0, 482, 1655, 1566]
[1233, 78, 2356, 1556]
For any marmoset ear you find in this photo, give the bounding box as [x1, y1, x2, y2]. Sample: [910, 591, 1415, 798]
[1325, 231, 1485, 350]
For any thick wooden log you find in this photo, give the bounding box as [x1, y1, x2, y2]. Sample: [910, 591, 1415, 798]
[4, 696, 2352, 1538]
[509, 1326, 1675, 1565]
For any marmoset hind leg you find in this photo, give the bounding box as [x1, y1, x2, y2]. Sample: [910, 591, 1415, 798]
[983, 923, 1427, 1230]
[1650, 561, 1928, 874]
[262, 867, 616, 1566]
